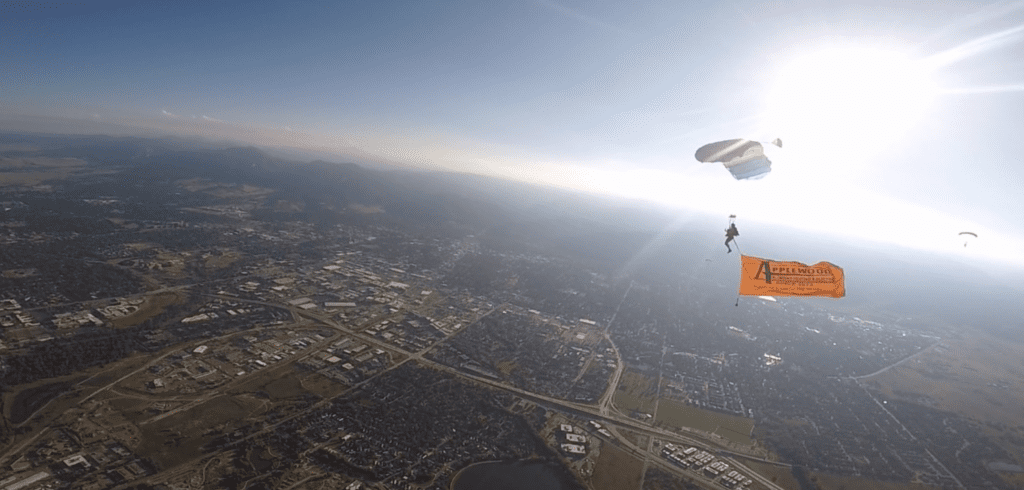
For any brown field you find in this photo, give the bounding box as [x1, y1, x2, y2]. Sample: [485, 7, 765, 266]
[2, 268, 36, 278]
[654, 399, 754, 446]
[230, 365, 340, 401]
[808, 472, 940, 490]
[298, 372, 348, 399]
[176, 178, 273, 198]
[741, 460, 801, 490]
[862, 329, 1024, 426]
[204, 250, 242, 270]
[997, 472, 1024, 488]
[205, 184, 274, 198]
[620, 429, 649, 449]
[264, 374, 310, 400]
[0, 156, 86, 186]
[0, 156, 84, 169]
[5, 378, 80, 426]
[109, 292, 185, 329]
[152, 251, 188, 278]
[0, 144, 40, 152]
[591, 441, 644, 490]
[124, 242, 157, 251]
[106, 396, 152, 422]
[137, 394, 263, 469]
[980, 424, 1024, 470]
[613, 370, 659, 415]
[495, 359, 517, 376]
[177, 178, 218, 192]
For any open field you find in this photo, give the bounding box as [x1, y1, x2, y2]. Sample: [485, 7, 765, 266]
[741, 460, 800, 490]
[808, 472, 941, 490]
[109, 291, 185, 329]
[997, 472, 1024, 488]
[0, 156, 84, 169]
[137, 394, 264, 469]
[204, 249, 243, 270]
[0, 156, 87, 186]
[264, 372, 313, 399]
[7, 380, 79, 425]
[2, 351, 155, 432]
[613, 370, 659, 415]
[863, 329, 1024, 426]
[298, 371, 348, 399]
[591, 441, 644, 490]
[654, 399, 754, 446]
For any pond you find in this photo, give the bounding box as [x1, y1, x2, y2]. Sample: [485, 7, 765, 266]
[453, 460, 581, 490]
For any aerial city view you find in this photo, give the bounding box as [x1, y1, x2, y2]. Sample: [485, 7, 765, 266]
[1, 1, 1023, 490]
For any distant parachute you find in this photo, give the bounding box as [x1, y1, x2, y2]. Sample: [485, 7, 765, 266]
[695, 138, 782, 180]
[959, 231, 977, 247]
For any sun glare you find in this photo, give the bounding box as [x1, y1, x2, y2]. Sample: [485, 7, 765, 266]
[763, 44, 938, 164]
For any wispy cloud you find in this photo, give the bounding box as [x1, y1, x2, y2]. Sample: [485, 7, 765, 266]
[533, 0, 632, 36]
[201, 115, 222, 122]
[160, 109, 179, 118]
[926, 23, 1024, 67]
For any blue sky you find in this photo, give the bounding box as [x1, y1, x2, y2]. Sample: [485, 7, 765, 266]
[3, 0, 1024, 267]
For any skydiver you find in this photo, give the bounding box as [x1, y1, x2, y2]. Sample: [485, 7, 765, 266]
[725, 223, 739, 253]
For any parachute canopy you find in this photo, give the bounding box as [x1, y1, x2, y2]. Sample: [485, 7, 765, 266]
[959, 231, 977, 247]
[695, 138, 781, 180]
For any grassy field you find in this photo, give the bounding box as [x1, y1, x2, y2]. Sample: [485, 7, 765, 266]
[654, 399, 754, 446]
[591, 441, 643, 490]
[863, 330, 1024, 426]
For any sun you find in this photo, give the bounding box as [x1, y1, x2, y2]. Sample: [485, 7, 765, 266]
[763, 43, 938, 163]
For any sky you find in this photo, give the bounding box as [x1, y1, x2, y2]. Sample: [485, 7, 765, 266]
[3, 0, 1024, 267]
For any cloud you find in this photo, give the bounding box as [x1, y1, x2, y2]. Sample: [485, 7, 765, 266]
[160, 109, 179, 118]
[201, 115, 222, 122]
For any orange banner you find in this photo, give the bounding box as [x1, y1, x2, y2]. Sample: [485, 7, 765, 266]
[739, 255, 845, 298]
